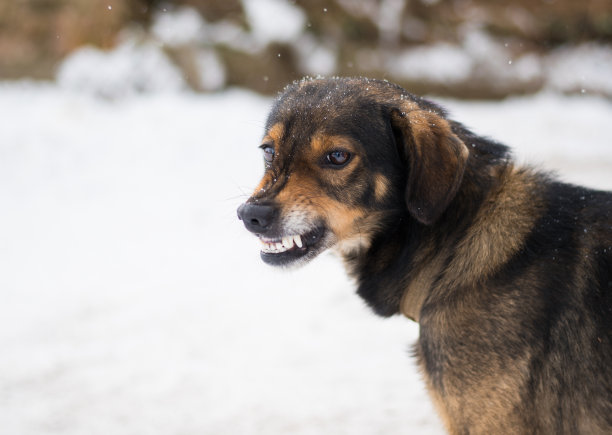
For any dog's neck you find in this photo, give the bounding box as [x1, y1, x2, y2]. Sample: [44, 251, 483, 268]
[340, 161, 545, 321]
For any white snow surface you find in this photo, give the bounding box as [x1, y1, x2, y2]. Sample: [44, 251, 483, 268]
[241, 0, 306, 46]
[56, 40, 186, 99]
[151, 6, 206, 47]
[388, 30, 612, 97]
[546, 43, 612, 96]
[389, 43, 474, 84]
[1, 82, 612, 435]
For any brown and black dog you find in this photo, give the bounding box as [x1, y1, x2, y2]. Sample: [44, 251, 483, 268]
[237, 77, 612, 434]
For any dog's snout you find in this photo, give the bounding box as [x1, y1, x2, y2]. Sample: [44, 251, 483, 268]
[237, 203, 276, 234]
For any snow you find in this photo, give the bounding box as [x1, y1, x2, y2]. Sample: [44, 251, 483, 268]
[546, 43, 612, 96]
[241, 0, 306, 46]
[56, 40, 186, 99]
[1, 80, 611, 435]
[151, 6, 206, 47]
[389, 43, 474, 84]
[294, 34, 337, 77]
[195, 49, 226, 92]
[387, 30, 612, 98]
[56, 6, 612, 99]
[441, 93, 612, 190]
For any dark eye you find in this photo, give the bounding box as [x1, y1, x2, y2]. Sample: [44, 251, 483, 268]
[261, 145, 275, 164]
[326, 150, 351, 166]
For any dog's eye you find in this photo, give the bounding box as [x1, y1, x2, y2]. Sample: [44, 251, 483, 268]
[261, 146, 275, 164]
[326, 150, 351, 166]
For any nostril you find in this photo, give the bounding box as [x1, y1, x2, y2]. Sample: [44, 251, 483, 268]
[250, 215, 269, 228]
[237, 203, 276, 233]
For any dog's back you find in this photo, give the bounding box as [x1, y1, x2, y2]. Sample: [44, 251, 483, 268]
[415, 172, 612, 434]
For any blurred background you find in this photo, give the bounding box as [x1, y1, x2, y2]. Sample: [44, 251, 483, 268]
[2, 0, 612, 98]
[1, 2, 612, 435]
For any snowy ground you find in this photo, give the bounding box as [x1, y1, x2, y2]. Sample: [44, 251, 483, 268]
[1, 82, 611, 435]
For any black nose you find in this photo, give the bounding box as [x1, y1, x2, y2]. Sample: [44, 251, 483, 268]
[237, 203, 276, 234]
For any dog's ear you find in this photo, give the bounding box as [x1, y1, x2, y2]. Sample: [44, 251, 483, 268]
[390, 105, 469, 225]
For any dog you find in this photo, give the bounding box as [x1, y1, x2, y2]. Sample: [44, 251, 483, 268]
[237, 77, 612, 434]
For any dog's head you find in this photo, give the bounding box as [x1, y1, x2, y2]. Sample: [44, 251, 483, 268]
[238, 77, 469, 267]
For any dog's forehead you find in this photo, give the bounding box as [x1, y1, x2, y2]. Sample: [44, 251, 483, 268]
[269, 88, 362, 128]
[265, 79, 393, 146]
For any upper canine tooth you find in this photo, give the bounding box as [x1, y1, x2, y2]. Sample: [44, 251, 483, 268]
[294, 235, 303, 248]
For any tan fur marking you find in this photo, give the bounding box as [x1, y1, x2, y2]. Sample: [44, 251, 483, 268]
[263, 122, 284, 145]
[400, 166, 544, 320]
[302, 134, 363, 192]
[324, 202, 366, 241]
[445, 166, 544, 287]
[373, 173, 390, 202]
[274, 172, 364, 234]
[397, 101, 465, 161]
[310, 134, 357, 155]
[252, 123, 285, 196]
[274, 172, 317, 206]
[333, 211, 385, 258]
[309, 134, 326, 156]
[400, 247, 448, 321]
[274, 170, 377, 252]
[427, 361, 530, 434]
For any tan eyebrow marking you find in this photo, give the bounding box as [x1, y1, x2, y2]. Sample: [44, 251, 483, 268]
[262, 122, 285, 146]
[310, 133, 357, 155]
[374, 173, 390, 202]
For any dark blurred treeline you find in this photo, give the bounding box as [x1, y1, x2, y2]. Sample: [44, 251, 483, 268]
[1, 0, 611, 98]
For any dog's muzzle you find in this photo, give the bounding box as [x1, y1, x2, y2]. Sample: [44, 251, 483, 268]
[237, 201, 327, 266]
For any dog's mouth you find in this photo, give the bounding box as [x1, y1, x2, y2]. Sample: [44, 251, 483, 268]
[259, 226, 326, 266]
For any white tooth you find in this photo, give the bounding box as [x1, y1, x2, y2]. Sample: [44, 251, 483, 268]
[276, 242, 283, 251]
[283, 237, 294, 249]
[294, 235, 303, 248]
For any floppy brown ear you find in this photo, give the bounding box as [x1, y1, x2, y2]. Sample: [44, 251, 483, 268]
[390, 106, 469, 225]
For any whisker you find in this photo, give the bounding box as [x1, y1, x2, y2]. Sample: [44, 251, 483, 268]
[223, 193, 250, 202]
